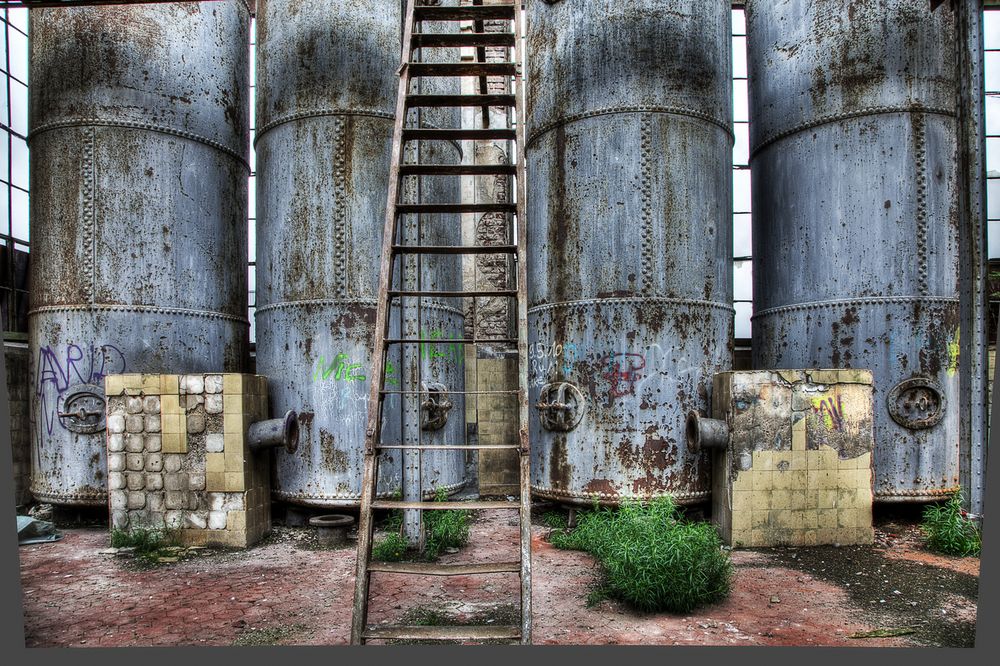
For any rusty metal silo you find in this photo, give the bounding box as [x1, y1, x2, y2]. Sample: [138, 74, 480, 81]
[526, 0, 734, 505]
[747, 0, 960, 501]
[27, 1, 251, 507]
[256, 0, 466, 508]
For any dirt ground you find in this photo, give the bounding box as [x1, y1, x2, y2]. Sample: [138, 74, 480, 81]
[17, 504, 978, 647]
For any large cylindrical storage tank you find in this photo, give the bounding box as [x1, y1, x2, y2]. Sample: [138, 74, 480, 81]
[255, 0, 466, 508]
[27, 1, 251, 506]
[747, 0, 960, 501]
[526, 0, 734, 505]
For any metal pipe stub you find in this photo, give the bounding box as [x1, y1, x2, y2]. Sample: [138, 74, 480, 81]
[686, 410, 730, 452]
[247, 410, 300, 455]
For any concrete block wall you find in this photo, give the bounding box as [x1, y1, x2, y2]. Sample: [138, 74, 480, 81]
[104, 373, 271, 548]
[711, 370, 875, 548]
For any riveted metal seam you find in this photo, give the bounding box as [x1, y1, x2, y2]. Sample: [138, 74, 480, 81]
[913, 111, 930, 296]
[272, 479, 465, 502]
[526, 105, 734, 148]
[750, 105, 956, 159]
[29, 304, 250, 325]
[531, 485, 712, 503]
[751, 296, 960, 320]
[332, 117, 348, 298]
[640, 114, 655, 294]
[29, 119, 250, 171]
[30, 489, 106, 503]
[81, 126, 96, 304]
[254, 109, 393, 144]
[254, 298, 463, 318]
[529, 297, 736, 315]
[875, 486, 960, 499]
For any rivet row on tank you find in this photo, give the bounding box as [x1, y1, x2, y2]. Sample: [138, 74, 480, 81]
[749, 105, 956, 158]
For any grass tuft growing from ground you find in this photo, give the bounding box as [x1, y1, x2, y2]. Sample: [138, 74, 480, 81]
[539, 510, 568, 529]
[422, 487, 471, 560]
[370, 487, 471, 562]
[550, 496, 733, 613]
[921, 489, 981, 557]
[110, 525, 181, 566]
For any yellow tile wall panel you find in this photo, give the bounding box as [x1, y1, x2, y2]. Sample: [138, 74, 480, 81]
[791, 416, 807, 451]
[224, 413, 244, 434]
[206, 472, 225, 492]
[142, 374, 161, 394]
[223, 374, 245, 395]
[105, 376, 124, 396]
[206, 453, 226, 474]
[225, 472, 245, 492]
[752, 471, 773, 491]
[160, 375, 179, 395]
[224, 394, 243, 415]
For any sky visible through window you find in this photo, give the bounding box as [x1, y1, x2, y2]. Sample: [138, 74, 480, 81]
[4, 7, 1000, 341]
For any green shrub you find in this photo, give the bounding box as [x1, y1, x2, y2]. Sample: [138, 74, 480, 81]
[551, 497, 733, 613]
[371, 532, 409, 562]
[921, 490, 981, 557]
[423, 487, 471, 560]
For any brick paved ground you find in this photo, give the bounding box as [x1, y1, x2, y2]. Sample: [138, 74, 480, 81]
[18, 509, 978, 647]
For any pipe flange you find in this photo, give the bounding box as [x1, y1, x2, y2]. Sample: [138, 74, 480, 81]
[887, 378, 946, 430]
[536, 382, 586, 432]
[58, 384, 106, 434]
[420, 382, 452, 431]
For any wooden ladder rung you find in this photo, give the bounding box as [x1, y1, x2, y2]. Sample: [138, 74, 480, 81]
[368, 561, 521, 576]
[382, 337, 518, 345]
[412, 33, 516, 48]
[392, 244, 517, 255]
[399, 164, 517, 176]
[402, 128, 517, 142]
[405, 94, 516, 108]
[363, 624, 521, 642]
[413, 4, 515, 22]
[376, 444, 521, 451]
[371, 500, 520, 511]
[409, 62, 517, 77]
[395, 202, 516, 213]
[388, 289, 518, 298]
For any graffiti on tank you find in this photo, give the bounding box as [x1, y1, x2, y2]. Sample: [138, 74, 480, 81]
[528, 338, 719, 413]
[31, 343, 126, 436]
[419, 329, 464, 366]
[529, 341, 578, 382]
[313, 354, 367, 382]
[811, 395, 845, 431]
[601, 353, 646, 399]
[384, 360, 400, 386]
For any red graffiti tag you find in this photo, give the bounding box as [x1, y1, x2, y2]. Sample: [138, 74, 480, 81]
[601, 353, 645, 399]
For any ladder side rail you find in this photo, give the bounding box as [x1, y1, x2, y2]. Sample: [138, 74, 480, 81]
[351, 0, 420, 646]
[512, 0, 532, 646]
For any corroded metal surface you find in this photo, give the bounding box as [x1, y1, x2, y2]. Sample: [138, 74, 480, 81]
[746, 0, 961, 501]
[27, 1, 250, 506]
[256, 0, 465, 508]
[526, 0, 733, 505]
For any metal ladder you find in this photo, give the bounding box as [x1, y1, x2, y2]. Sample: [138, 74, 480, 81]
[351, 0, 530, 645]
